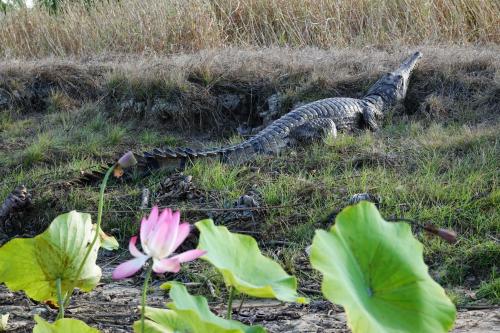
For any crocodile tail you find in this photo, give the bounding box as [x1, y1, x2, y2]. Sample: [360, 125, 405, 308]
[68, 163, 113, 186]
[69, 136, 268, 186]
[141, 141, 257, 169]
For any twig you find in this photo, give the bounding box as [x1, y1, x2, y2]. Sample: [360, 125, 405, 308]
[299, 287, 322, 295]
[264, 240, 296, 246]
[487, 234, 499, 243]
[457, 305, 500, 310]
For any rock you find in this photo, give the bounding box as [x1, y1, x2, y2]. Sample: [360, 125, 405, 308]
[217, 94, 242, 112]
[235, 194, 259, 208]
[29, 307, 47, 316]
[156, 173, 201, 203]
[151, 98, 181, 116]
[348, 193, 381, 206]
[259, 93, 282, 126]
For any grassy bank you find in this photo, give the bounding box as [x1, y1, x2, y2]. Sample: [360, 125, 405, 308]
[0, 47, 498, 304]
[0, 0, 499, 58]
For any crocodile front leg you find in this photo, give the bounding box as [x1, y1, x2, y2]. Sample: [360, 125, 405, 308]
[363, 104, 384, 131]
[288, 118, 337, 146]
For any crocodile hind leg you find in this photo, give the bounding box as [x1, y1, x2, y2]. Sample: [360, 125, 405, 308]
[288, 118, 337, 146]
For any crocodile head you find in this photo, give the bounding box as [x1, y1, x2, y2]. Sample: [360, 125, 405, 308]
[366, 51, 423, 105]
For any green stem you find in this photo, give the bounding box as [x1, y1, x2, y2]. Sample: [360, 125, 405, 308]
[237, 295, 246, 315]
[141, 263, 154, 333]
[63, 165, 116, 308]
[226, 286, 236, 320]
[56, 278, 64, 319]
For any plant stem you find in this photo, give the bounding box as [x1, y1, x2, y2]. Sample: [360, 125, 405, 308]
[141, 263, 154, 333]
[63, 164, 115, 308]
[237, 295, 246, 314]
[56, 278, 64, 319]
[226, 286, 236, 320]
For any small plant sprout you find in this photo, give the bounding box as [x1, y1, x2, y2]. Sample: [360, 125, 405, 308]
[112, 206, 206, 333]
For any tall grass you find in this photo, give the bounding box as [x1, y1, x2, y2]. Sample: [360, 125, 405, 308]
[0, 0, 498, 58]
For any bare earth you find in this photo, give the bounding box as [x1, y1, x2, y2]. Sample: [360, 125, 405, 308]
[1, 267, 498, 332]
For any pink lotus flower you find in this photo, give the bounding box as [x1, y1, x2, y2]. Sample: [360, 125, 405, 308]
[112, 206, 206, 279]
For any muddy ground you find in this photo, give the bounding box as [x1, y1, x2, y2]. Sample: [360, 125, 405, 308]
[1, 266, 499, 332]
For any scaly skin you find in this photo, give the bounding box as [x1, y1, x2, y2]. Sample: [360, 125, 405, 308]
[78, 52, 422, 182]
[140, 52, 422, 167]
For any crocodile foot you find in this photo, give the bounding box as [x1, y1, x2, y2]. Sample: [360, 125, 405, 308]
[363, 106, 383, 131]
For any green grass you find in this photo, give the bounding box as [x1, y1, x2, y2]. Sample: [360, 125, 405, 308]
[186, 160, 244, 202]
[1, 76, 498, 306]
[106, 125, 127, 145]
[477, 278, 500, 304]
[22, 133, 60, 166]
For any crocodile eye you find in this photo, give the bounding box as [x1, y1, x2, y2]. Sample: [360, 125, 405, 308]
[394, 75, 403, 88]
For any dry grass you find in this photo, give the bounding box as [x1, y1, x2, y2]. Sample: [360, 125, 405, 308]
[0, 0, 498, 58]
[1, 46, 498, 132]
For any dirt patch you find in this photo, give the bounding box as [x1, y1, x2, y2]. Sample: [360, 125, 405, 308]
[1, 265, 498, 332]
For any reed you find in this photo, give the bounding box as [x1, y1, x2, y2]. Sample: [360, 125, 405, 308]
[0, 0, 498, 58]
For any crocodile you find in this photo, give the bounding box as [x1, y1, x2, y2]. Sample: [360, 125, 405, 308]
[79, 51, 422, 182]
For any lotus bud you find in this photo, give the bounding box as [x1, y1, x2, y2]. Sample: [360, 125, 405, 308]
[424, 224, 457, 244]
[437, 228, 457, 244]
[117, 151, 138, 169]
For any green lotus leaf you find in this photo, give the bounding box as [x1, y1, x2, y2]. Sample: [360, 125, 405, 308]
[0, 211, 111, 303]
[310, 202, 456, 333]
[139, 282, 265, 333]
[195, 219, 307, 304]
[33, 315, 100, 333]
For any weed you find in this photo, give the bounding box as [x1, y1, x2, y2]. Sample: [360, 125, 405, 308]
[107, 125, 127, 145]
[186, 160, 244, 201]
[260, 174, 302, 206]
[139, 131, 180, 147]
[22, 133, 59, 167]
[0, 111, 13, 131]
[47, 91, 74, 113]
[476, 278, 500, 304]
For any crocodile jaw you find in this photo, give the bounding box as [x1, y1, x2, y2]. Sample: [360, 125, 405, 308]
[393, 51, 423, 100]
[365, 51, 423, 105]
